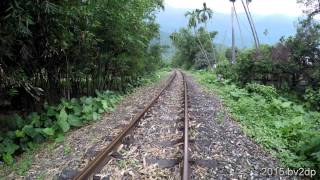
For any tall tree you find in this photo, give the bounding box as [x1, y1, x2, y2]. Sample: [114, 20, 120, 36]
[245, 0, 260, 47]
[298, 0, 320, 18]
[230, 0, 237, 63]
[185, 10, 212, 69]
[240, 0, 260, 54]
[197, 3, 218, 66]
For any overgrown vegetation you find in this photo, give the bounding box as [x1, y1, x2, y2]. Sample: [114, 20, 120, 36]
[216, 17, 320, 110]
[170, 3, 218, 70]
[0, 0, 164, 112]
[171, 28, 217, 69]
[0, 0, 167, 165]
[0, 90, 121, 165]
[0, 68, 169, 171]
[193, 71, 320, 171]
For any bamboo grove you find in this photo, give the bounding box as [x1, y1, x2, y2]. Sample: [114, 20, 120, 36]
[0, 0, 164, 112]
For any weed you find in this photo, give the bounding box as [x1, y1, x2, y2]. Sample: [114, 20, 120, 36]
[63, 145, 71, 155]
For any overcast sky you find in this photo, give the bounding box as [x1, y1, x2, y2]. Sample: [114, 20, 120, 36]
[164, 0, 303, 16]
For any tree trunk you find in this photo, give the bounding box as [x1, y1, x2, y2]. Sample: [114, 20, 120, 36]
[194, 28, 213, 70]
[233, 5, 244, 47]
[246, 1, 260, 47]
[241, 0, 260, 54]
[205, 22, 218, 67]
[231, 5, 236, 64]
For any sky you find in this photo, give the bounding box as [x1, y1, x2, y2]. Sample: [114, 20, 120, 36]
[164, 0, 303, 16]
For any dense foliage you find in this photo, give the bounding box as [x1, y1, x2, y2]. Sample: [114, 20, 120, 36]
[170, 4, 218, 70]
[0, 68, 169, 166]
[0, 0, 166, 165]
[194, 71, 320, 171]
[216, 18, 320, 110]
[0, 0, 164, 112]
[0, 90, 121, 165]
[170, 27, 217, 69]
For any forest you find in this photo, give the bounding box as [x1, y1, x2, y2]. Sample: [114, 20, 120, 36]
[0, 0, 319, 177]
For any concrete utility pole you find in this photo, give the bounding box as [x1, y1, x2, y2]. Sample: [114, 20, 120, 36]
[231, 6, 236, 64]
[241, 0, 260, 54]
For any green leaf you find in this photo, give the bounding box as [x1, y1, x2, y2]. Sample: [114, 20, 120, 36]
[83, 105, 93, 114]
[281, 102, 292, 108]
[293, 105, 305, 114]
[29, 112, 40, 126]
[46, 106, 57, 117]
[22, 125, 37, 138]
[292, 116, 304, 125]
[15, 130, 25, 138]
[101, 100, 108, 110]
[42, 128, 55, 136]
[312, 151, 320, 161]
[3, 143, 19, 155]
[57, 109, 70, 132]
[92, 112, 99, 121]
[3, 153, 14, 165]
[68, 115, 82, 127]
[55, 134, 65, 143]
[274, 121, 285, 129]
[27, 142, 37, 150]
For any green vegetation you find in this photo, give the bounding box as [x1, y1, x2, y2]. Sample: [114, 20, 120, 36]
[215, 18, 320, 110]
[0, 90, 121, 165]
[0, 0, 164, 112]
[0, 0, 168, 165]
[192, 70, 320, 171]
[171, 28, 217, 70]
[170, 3, 218, 70]
[0, 68, 169, 175]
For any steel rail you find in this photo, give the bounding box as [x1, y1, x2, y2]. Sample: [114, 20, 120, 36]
[74, 71, 177, 180]
[181, 71, 190, 180]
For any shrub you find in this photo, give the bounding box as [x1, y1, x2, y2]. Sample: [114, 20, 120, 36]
[245, 83, 278, 101]
[0, 91, 121, 164]
[304, 88, 320, 111]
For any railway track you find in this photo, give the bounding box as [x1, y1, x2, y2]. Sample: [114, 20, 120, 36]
[74, 70, 191, 180]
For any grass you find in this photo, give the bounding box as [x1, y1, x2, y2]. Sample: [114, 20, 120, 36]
[190, 70, 320, 172]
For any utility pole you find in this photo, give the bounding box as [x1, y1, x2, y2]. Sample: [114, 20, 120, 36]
[241, 0, 260, 55]
[231, 6, 236, 64]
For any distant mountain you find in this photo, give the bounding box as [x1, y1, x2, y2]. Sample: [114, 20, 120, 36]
[156, 7, 299, 48]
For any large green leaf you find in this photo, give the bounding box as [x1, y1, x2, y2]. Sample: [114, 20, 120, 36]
[57, 109, 70, 132]
[101, 100, 108, 110]
[68, 115, 82, 127]
[2, 153, 14, 165]
[15, 130, 25, 138]
[3, 143, 19, 155]
[29, 112, 41, 127]
[42, 128, 55, 136]
[22, 125, 37, 138]
[55, 134, 65, 143]
[92, 112, 99, 121]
